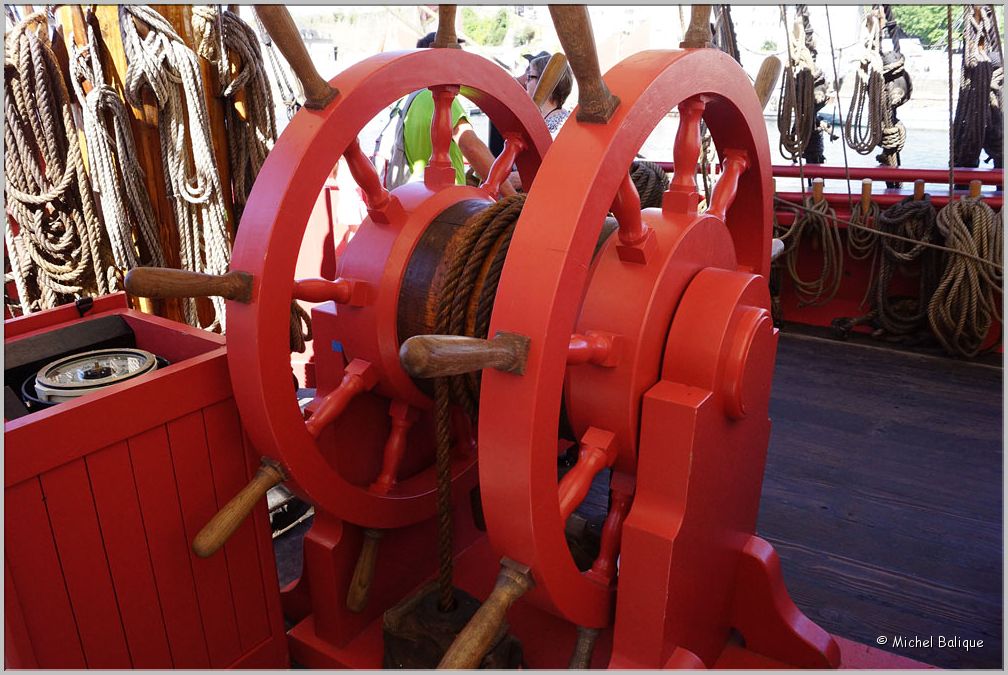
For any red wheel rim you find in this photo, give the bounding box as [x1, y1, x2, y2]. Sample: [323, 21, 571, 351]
[228, 49, 551, 528]
[479, 49, 773, 627]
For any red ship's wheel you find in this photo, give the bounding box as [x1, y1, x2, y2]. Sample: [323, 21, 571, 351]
[478, 48, 773, 628]
[227, 49, 551, 529]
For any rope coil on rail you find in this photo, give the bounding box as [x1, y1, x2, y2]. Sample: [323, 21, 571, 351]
[775, 195, 844, 307]
[4, 12, 112, 315]
[69, 17, 166, 274]
[873, 196, 943, 338]
[120, 5, 232, 330]
[928, 198, 1002, 357]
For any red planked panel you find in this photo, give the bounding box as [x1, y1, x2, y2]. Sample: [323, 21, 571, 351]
[40, 459, 131, 667]
[5, 554, 40, 667]
[5, 478, 84, 667]
[167, 410, 243, 667]
[203, 399, 273, 651]
[129, 426, 211, 667]
[87, 442, 173, 667]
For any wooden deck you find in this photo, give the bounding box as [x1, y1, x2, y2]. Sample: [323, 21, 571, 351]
[275, 330, 1003, 668]
[760, 331, 1002, 669]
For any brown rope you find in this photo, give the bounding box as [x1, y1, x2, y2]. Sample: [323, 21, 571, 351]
[432, 194, 526, 611]
[776, 196, 843, 307]
[289, 300, 312, 353]
[928, 198, 1002, 357]
[874, 197, 943, 337]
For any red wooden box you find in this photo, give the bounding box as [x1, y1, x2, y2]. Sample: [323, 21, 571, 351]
[4, 294, 288, 668]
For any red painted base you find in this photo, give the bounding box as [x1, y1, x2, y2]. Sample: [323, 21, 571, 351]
[286, 532, 925, 669]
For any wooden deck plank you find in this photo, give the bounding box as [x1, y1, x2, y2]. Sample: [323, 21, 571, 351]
[759, 332, 1002, 669]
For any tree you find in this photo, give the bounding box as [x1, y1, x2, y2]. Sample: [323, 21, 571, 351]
[461, 7, 510, 47]
[891, 5, 951, 48]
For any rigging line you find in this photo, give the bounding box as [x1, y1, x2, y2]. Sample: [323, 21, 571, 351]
[773, 195, 1004, 272]
[824, 6, 856, 212]
[947, 5, 955, 196]
[781, 4, 808, 199]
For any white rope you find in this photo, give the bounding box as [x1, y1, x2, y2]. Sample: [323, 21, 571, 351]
[70, 19, 166, 274]
[119, 5, 231, 330]
[191, 5, 277, 223]
[4, 12, 112, 314]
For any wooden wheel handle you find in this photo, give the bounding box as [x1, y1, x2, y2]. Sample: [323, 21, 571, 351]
[399, 332, 530, 379]
[547, 5, 619, 124]
[531, 52, 569, 109]
[437, 561, 533, 669]
[433, 5, 461, 49]
[253, 5, 337, 109]
[192, 458, 286, 558]
[754, 55, 783, 111]
[680, 5, 713, 48]
[124, 267, 253, 303]
[346, 528, 383, 612]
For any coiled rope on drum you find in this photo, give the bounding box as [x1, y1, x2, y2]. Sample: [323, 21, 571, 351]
[4, 12, 113, 315]
[120, 5, 232, 331]
[69, 15, 166, 274]
[432, 194, 526, 611]
[776, 196, 844, 307]
[928, 198, 1002, 357]
[630, 160, 670, 209]
[873, 197, 943, 337]
[952, 5, 1004, 170]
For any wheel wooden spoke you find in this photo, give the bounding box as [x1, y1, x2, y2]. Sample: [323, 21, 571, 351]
[706, 148, 749, 222]
[480, 133, 526, 199]
[585, 472, 634, 586]
[669, 96, 706, 196]
[425, 84, 460, 189]
[369, 401, 419, 495]
[304, 359, 378, 438]
[124, 267, 253, 302]
[557, 428, 616, 521]
[293, 277, 369, 306]
[343, 138, 392, 223]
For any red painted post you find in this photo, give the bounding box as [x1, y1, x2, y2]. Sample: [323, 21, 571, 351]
[557, 428, 616, 521]
[480, 134, 526, 199]
[425, 85, 460, 189]
[369, 401, 419, 495]
[707, 149, 749, 222]
[342, 139, 391, 222]
[585, 473, 634, 585]
[304, 360, 378, 438]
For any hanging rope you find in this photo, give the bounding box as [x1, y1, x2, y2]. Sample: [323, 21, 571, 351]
[69, 17, 166, 274]
[875, 6, 912, 186]
[191, 6, 278, 224]
[119, 5, 232, 330]
[873, 197, 944, 338]
[845, 197, 881, 307]
[952, 5, 1004, 169]
[711, 5, 740, 64]
[778, 6, 826, 163]
[844, 8, 885, 155]
[252, 9, 302, 121]
[775, 196, 844, 306]
[4, 12, 112, 315]
[432, 194, 526, 611]
[928, 198, 1002, 357]
[629, 160, 669, 209]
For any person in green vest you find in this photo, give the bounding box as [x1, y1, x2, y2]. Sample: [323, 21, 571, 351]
[401, 32, 515, 197]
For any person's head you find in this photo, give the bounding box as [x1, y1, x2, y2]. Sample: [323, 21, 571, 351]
[417, 31, 465, 48]
[526, 53, 573, 109]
